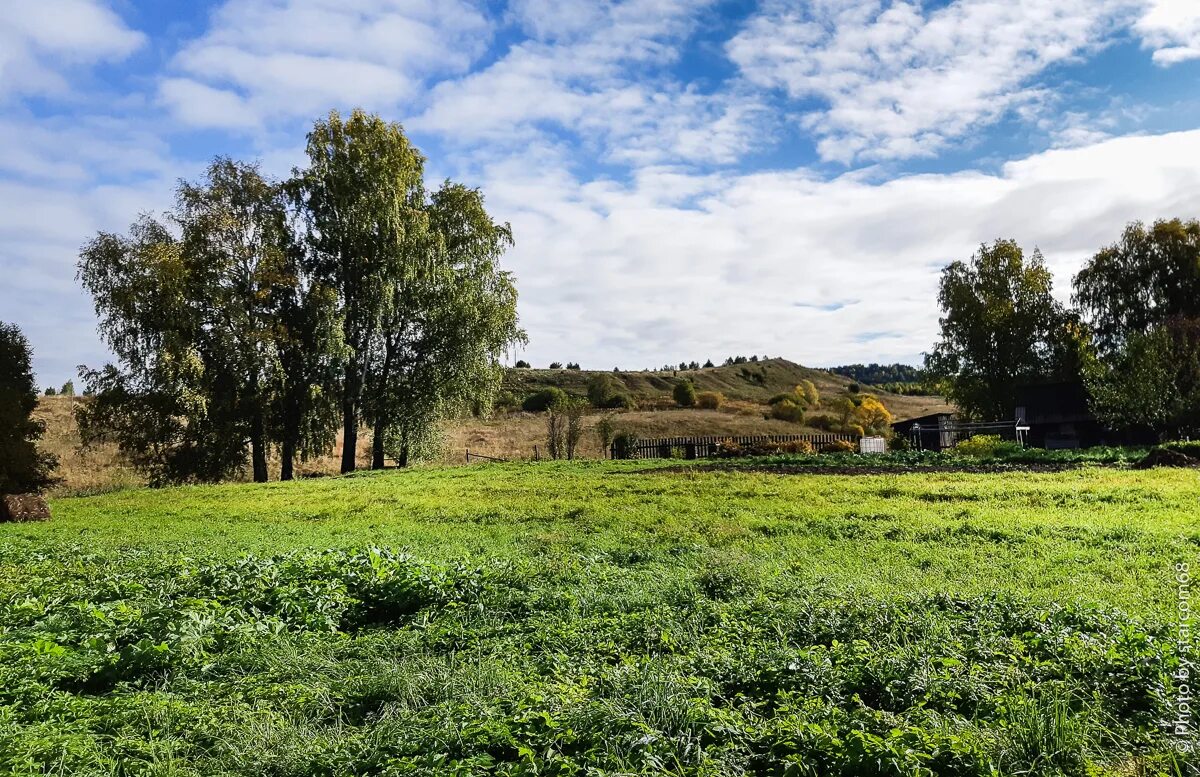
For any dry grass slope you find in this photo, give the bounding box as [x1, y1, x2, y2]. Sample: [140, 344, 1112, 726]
[33, 359, 952, 492]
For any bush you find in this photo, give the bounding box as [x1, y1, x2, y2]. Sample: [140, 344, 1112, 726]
[770, 398, 805, 423]
[603, 393, 636, 409]
[566, 362, 581, 370]
[807, 413, 835, 430]
[587, 374, 620, 408]
[695, 391, 723, 409]
[549, 362, 563, 369]
[954, 434, 1022, 458]
[493, 391, 520, 410]
[611, 431, 639, 459]
[522, 387, 567, 412]
[821, 439, 856, 453]
[514, 360, 530, 368]
[1163, 440, 1200, 460]
[767, 392, 794, 405]
[673, 380, 697, 408]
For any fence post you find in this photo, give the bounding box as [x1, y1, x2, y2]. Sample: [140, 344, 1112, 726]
[466, 448, 470, 463]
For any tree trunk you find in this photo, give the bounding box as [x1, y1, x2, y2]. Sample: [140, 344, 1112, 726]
[372, 415, 386, 469]
[250, 411, 268, 483]
[399, 444, 409, 468]
[281, 437, 295, 481]
[341, 400, 357, 473]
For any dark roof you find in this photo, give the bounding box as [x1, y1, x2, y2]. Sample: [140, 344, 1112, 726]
[891, 412, 954, 430]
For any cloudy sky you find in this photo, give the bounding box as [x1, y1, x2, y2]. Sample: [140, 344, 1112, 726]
[4, 0, 1200, 384]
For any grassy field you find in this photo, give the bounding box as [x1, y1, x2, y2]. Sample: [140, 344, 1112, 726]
[2, 461, 1196, 774]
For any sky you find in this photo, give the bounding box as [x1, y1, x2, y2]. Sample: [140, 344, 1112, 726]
[4, 0, 1200, 385]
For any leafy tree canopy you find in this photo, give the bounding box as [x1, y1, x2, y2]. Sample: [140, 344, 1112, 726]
[925, 239, 1083, 420]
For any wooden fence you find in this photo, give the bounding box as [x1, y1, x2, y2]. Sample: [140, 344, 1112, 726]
[612, 433, 860, 460]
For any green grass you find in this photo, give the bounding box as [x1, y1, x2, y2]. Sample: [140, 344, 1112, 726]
[2, 461, 1197, 775]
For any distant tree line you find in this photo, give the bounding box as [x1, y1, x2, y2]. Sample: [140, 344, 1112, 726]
[828, 363, 924, 386]
[76, 110, 523, 484]
[926, 219, 1200, 440]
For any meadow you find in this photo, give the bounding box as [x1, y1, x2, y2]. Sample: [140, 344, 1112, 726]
[1, 460, 1197, 775]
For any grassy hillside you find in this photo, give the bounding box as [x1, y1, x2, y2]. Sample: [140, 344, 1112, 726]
[33, 363, 951, 493]
[503, 357, 950, 419]
[0, 462, 1192, 774]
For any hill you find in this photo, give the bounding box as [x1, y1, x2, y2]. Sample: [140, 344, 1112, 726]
[502, 357, 949, 419]
[32, 360, 952, 493]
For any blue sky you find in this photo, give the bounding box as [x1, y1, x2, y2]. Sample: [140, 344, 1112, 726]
[4, 0, 1200, 386]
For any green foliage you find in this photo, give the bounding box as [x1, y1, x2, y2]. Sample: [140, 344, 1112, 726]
[1085, 317, 1200, 439]
[1163, 440, 1200, 459]
[0, 520, 1187, 773]
[695, 390, 723, 409]
[58, 380, 74, 397]
[78, 159, 338, 484]
[770, 398, 805, 423]
[544, 398, 586, 460]
[954, 434, 1023, 458]
[595, 415, 615, 456]
[603, 393, 636, 409]
[672, 380, 697, 407]
[549, 362, 563, 369]
[366, 180, 524, 469]
[586, 374, 636, 409]
[78, 113, 521, 481]
[293, 110, 427, 474]
[522, 387, 567, 412]
[1073, 218, 1200, 356]
[829, 363, 924, 385]
[586, 373, 620, 408]
[0, 323, 57, 494]
[926, 239, 1084, 420]
[41, 387, 55, 397]
[514, 359, 530, 368]
[611, 431, 639, 459]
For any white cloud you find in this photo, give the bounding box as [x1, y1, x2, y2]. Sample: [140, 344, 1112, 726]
[1136, 0, 1200, 64]
[728, 0, 1134, 163]
[482, 129, 1200, 369]
[0, 109, 185, 385]
[0, 0, 143, 98]
[416, 0, 767, 166]
[159, 0, 493, 128]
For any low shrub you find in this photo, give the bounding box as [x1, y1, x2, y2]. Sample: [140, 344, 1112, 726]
[807, 413, 836, 430]
[955, 434, 1022, 458]
[1163, 440, 1200, 460]
[673, 380, 697, 408]
[603, 393, 636, 409]
[770, 398, 805, 423]
[522, 387, 567, 412]
[611, 431, 639, 459]
[695, 391, 724, 409]
[821, 439, 856, 453]
[713, 438, 814, 458]
[493, 391, 520, 410]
